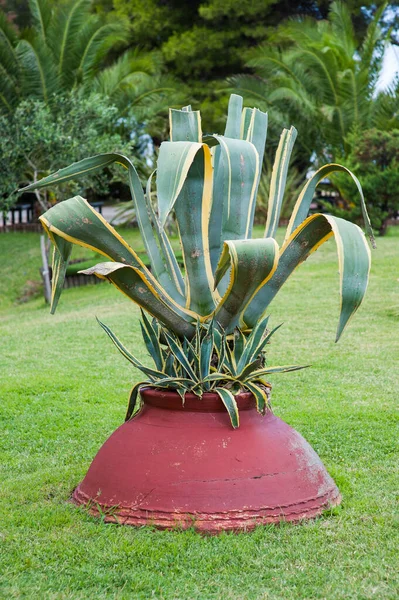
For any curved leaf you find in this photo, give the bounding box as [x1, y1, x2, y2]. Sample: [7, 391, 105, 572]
[48, 233, 72, 314]
[242, 380, 270, 415]
[39, 196, 144, 266]
[236, 315, 269, 373]
[214, 387, 239, 429]
[19, 152, 184, 303]
[85, 264, 196, 339]
[97, 319, 166, 379]
[209, 134, 260, 276]
[145, 170, 185, 296]
[224, 93, 243, 139]
[163, 331, 198, 381]
[125, 382, 145, 421]
[199, 321, 214, 383]
[249, 365, 309, 377]
[156, 140, 203, 226]
[37, 197, 197, 333]
[212, 238, 279, 332]
[140, 309, 164, 371]
[244, 213, 371, 341]
[285, 163, 375, 247]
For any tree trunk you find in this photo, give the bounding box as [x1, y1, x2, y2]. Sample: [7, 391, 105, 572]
[378, 219, 389, 237]
[40, 235, 52, 304]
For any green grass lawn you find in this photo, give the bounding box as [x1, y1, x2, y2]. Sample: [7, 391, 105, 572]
[1, 226, 398, 599]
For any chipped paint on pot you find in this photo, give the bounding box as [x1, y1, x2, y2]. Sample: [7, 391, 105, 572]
[72, 388, 341, 533]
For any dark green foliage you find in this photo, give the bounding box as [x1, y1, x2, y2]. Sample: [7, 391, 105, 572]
[112, 0, 384, 79]
[331, 129, 399, 235]
[98, 312, 307, 427]
[0, 93, 135, 212]
[109, 1, 389, 133]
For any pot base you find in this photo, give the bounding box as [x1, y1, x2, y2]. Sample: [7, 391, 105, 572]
[72, 390, 341, 533]
[73, 486, 341, 532]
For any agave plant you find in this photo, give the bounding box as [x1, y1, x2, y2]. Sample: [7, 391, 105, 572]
[21, 94, 374, 348]
[98, 311, 306, 428]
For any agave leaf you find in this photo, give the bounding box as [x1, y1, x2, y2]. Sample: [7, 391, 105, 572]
[139, 322, 154, 362]
[199, 321, 214, 383]
[215, 135, 259, 240]
[84, 265, 196, 339]
[249, 365, 310, 377]
[38, 196, 146, 312]
[149, 377, 194, 387]
[241, 107, 268, 236]
[125, 382, 145, 421]
[233, 329, 246, 365]
[285, 163, 375, 247]
[145, 170, 185, 297]
[97, 319, 167, 379]
[39, 196, 142, 265]
[164, 352, 177, 377]
[172, 144, 217, 314]
[169, 108, 202, 142]
[214, 387, 240, 429]
[208, 135, 259, 276]
[244, 214, 371, 341]
[213, 327, 223, 357]
[156, 140, 203, 226]
[209, 98, 267, 272]
[248, 325, 282, 364]
[212, 238, 279, 332]
[224, 93, 243, 139]
[40, 222, 72, 314]
[224, 343, 237, 376]
[239, 360, 266, 380]
[202, 373, 236, 383]
[242, 380, 269, 415]
[236, 315, 270, 373]
[264, 127, 297, 239]
[139, 313, 164, 372]
[38, 196, 193, 327]
[238, 323, 283, 375]
[140, 310, 163, 365]
[163, 331, 199, 382]
[19, 153, 184, 297]
[185, 338, 200, 371]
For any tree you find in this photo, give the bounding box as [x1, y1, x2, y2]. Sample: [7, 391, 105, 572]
[112, 0, 384, 80]
[332, 129, 399, 235]
[0, 0, 128, 113]
[229, 1, 392, 166]
[0, 0, 184, 126]
[0, 92, 137, 213]
[105, 0, 389, 139]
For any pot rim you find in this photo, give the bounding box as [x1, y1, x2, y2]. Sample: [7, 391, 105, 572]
[140, 386, 259, 412]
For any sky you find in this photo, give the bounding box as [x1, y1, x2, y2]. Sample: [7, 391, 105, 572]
[377, 43, 399, 90]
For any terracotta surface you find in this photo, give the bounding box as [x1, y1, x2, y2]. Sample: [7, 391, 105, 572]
[72, 388, 341, 532]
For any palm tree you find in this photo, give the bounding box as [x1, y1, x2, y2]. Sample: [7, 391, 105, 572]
[0, 0, 125, 111]
[229, 1, 391, 163]
[0, 0, 184, 125]
[89, 48, 184, 139]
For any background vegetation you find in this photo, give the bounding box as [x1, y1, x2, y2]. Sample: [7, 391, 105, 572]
[1, 0, 398, 230]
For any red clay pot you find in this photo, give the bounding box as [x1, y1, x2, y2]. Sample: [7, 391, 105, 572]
[72, 388, 341, 533]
